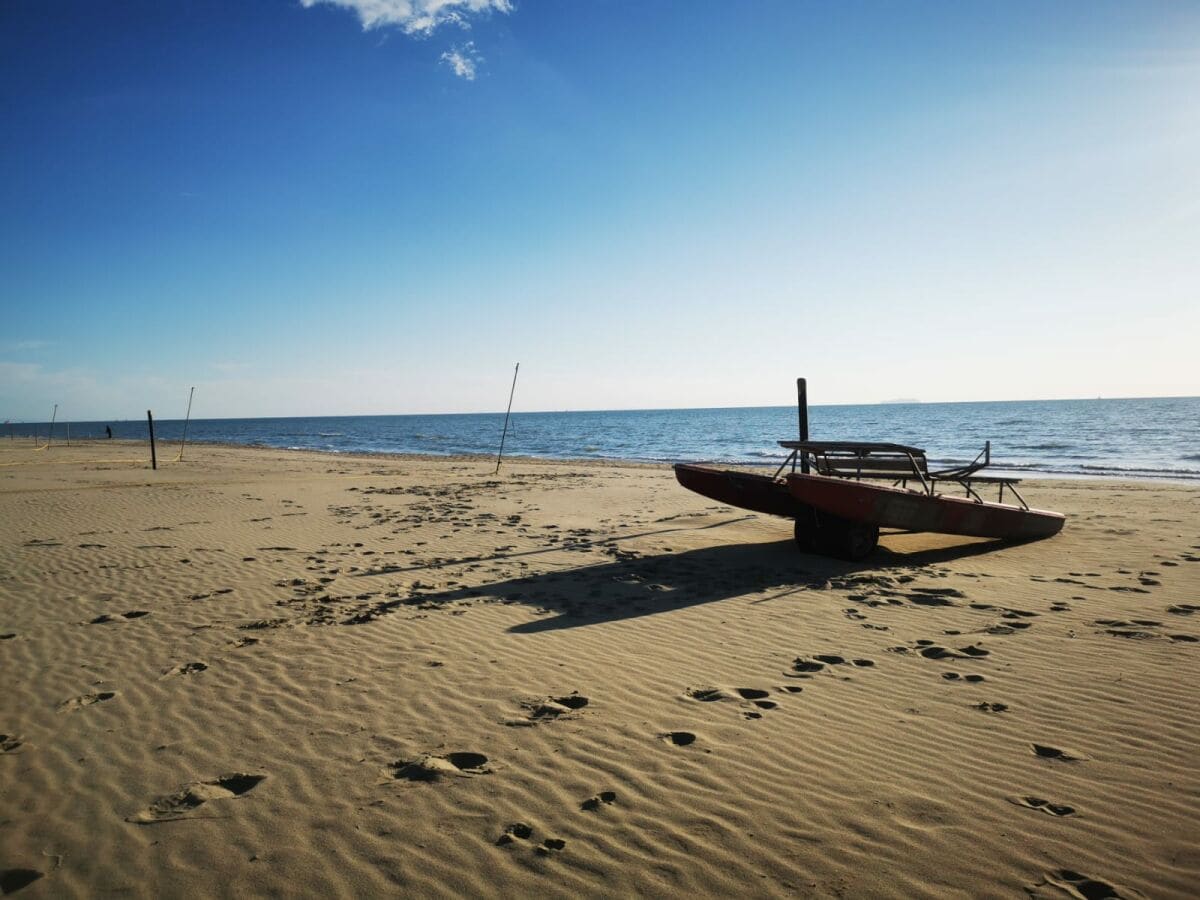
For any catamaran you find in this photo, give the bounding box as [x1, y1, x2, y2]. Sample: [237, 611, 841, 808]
[674, 380, 1065, 560]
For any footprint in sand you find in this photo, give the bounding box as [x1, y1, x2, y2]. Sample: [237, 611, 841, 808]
[942, 672, 985, 683]
[790, 658, 826, 674]
[788, 656, 874, 676]
[161, 662, 207, 678]
[1, 733, 24, 753]
[986, 621, 1033, 635]
[813, 654, 876, 667]
[390, 752, 491, 781]
[1032, 744, 1087, 762]
[581, 790, 617, 811]
[57, 691, 116, 712]
[687, 687, 778, 707]
[687, 686, 783, 718]
[906, 587, 965, 606]
[86, 611, 150, 625]
[1000, 608, 1039, 620]
[890, 641, 989, 661]
[239, 618, 288, 630]
[126, 773, 266, 823]
[1167, 604, 1199, 615]
[536, 838, 566, 856]
[496, 822, 534, 845]
[973, 702, 1008, 713]
[1010, 796, 1077, 817]
[661, 731, 696, 746]
[510, 693, 589, 725]
[0, 869, 44, 894]
[228, 637, 259, 648]
[1028, 869, 1135, 899]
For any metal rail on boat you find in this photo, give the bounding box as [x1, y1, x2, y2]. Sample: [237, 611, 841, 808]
[771, 439, 1030, 510]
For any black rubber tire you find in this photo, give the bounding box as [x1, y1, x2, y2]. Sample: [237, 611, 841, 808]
[834, 520, 879, 561]
[793, 516, 819, 552]
[796, 512, 879, 561]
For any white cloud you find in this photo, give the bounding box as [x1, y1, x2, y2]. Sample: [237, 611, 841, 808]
[299, 0, 513, 36]
[440, 42, 481, 80]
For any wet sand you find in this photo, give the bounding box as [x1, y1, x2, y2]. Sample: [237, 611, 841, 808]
[1, 441, 1198, 897]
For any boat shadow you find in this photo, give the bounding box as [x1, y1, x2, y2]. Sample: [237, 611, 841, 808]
[407, 536, 1013, 633]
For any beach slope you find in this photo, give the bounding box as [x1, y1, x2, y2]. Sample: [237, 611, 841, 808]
[1, 443, 1197, 897]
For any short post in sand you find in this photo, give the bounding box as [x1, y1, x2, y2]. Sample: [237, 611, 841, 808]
[494, 363, 520, 475]
[177, 386, 195, 462]
[147, 410, 158, 471]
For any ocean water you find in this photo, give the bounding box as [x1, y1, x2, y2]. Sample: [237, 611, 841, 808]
[9, 396, 1200, 481]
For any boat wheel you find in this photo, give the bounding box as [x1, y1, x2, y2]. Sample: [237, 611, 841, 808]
[793, 517, 819, 552]
[796, 513, 878, 561]
[832, 520, 879, 561]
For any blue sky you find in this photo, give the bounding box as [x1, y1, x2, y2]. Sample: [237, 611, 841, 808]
[2, 1, 1197, 420]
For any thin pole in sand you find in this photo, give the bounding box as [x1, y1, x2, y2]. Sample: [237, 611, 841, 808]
[177, 386, 195, 461]
[147, 410, 158, 470]
[47, 404, 57, 448]
[796, 378, 809, 474]
[494, 363, 520, 474]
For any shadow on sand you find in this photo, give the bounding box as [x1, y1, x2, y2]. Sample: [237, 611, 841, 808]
[398, 535, 1011, 633]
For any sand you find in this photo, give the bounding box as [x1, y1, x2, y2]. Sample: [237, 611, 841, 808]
[1, 440, 1198, 898]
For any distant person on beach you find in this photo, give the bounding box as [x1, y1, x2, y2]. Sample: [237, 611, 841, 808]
[106, 426, 112, 439]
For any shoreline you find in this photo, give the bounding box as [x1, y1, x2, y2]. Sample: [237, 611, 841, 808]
[3, 437, 1196, 485]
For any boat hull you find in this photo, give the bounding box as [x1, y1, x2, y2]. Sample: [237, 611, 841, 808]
[786, 473, 1065, 541]
[673, 464, 810, 518]
[672, 464, 881, 560]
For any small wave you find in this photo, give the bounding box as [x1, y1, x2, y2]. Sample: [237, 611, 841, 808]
[1076, 463, 1200, 476]
[317, 432, 343, 437]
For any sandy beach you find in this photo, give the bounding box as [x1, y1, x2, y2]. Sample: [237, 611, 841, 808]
[1, 441, 1197, 898]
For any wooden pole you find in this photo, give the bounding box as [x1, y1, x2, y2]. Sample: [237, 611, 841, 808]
[494, 363, 520, 474]
[47, 404, 57, 448]
[797, 378, 809, 474]
[177, 386, 195, 461]
[147, 410, 157, 470]
[66, 421, 70, 446]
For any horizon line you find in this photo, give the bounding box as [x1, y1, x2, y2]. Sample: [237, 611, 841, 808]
[5, 392, 1198, 424]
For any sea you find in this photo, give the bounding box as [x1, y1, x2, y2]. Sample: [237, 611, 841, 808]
[9, 396, 1200, 481]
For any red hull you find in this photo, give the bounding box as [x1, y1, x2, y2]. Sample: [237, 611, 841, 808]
[786, 473, 1064, 541]
[673, 464, 811, 518]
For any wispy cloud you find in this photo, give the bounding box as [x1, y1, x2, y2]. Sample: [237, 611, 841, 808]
[299, 0, 512, 36]
[440, 42, 481, 80]
[0, 339, 53, 352]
